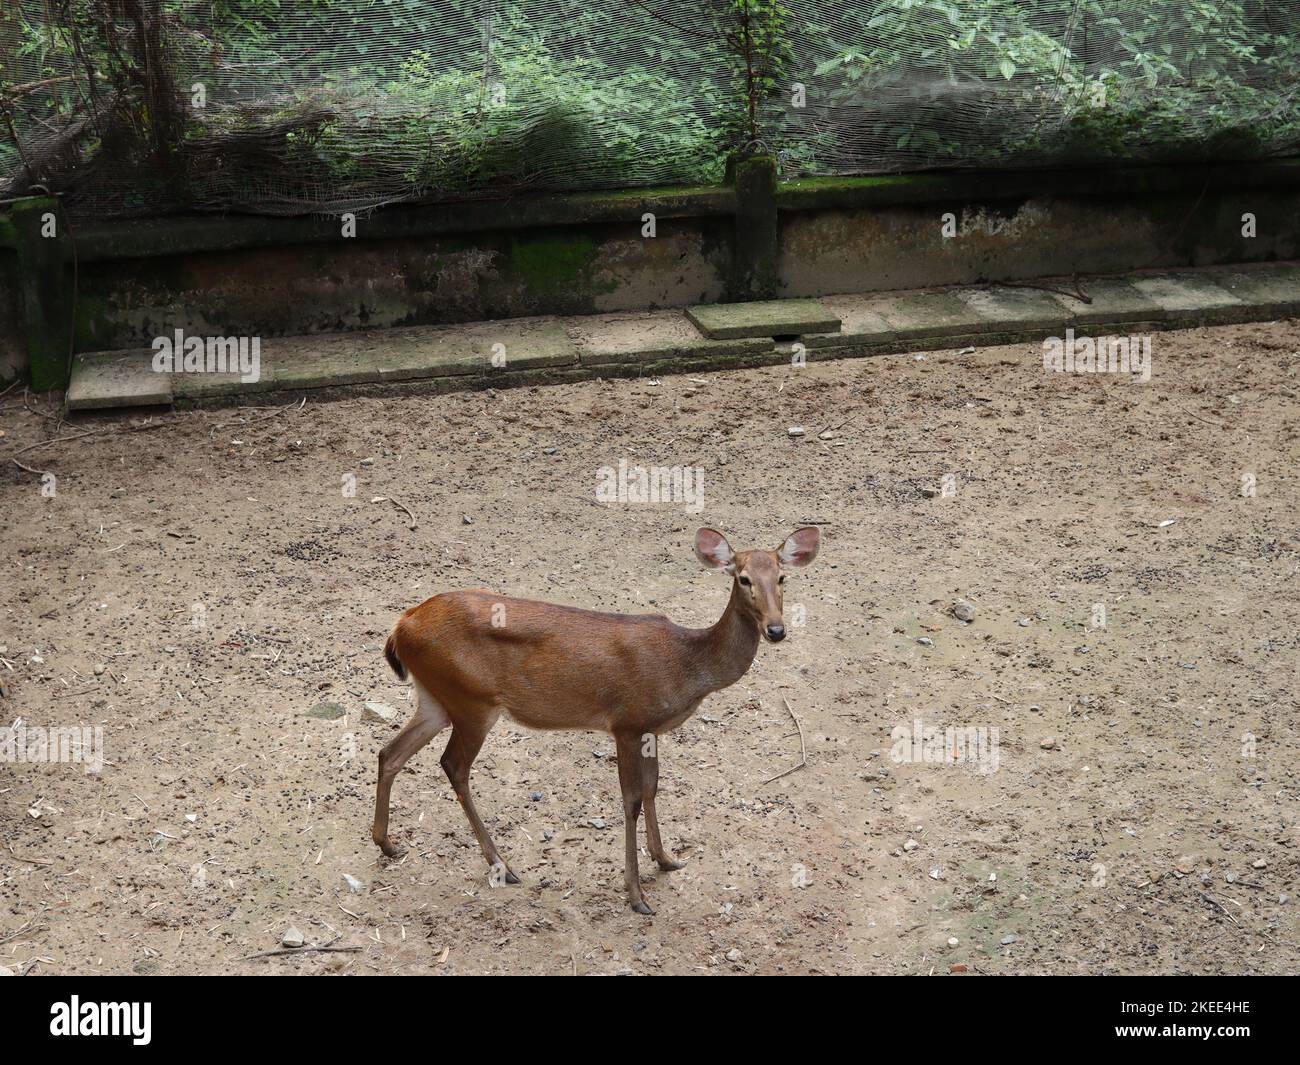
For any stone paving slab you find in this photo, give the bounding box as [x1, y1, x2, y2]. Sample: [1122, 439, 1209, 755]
[1131, 271, 1244, 319]
[870, 290, 991, 338]
[1050, 276, 1166, 325]
[953, 286, 1072, 331]
[1210, 263, 1300, 317]
[174, 318, 577, 401]
[67, 349, 171, 409]
[65, 262, 1299, 409]
[570, 311, 773, 365]
[686, 298, 840, 339]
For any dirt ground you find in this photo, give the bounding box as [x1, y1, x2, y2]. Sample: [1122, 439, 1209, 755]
[2, 319, 1297, 975]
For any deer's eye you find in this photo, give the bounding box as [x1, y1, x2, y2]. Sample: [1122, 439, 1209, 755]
[778, 575, 786, 585]
[738, 575, 751, 587]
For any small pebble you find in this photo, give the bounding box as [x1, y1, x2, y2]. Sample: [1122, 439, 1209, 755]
[281, 926, 304, 948]
[903, 839, 919, 852]
[725, 948, 742, 962]
[342, 873, 365, 893]
[947, 937, 959, 947]
[362, 701, 399, 725]
[1000, 934, 1018, 945]
[1040, 737, 1056, 750]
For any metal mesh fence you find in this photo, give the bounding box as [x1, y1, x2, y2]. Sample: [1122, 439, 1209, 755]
[3, 1, 1298, 218]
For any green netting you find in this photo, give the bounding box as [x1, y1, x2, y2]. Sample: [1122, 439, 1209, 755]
[2, 1, 1298, 218]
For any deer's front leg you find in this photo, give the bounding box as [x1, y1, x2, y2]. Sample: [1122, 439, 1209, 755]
[641, 735, 684, 871]
[614, 731, 652, 915]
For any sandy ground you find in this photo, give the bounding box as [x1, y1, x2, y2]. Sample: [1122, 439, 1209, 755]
[1, 319, 1297, 976]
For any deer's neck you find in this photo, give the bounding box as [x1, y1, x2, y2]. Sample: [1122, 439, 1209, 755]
[691, 581, 761, 696]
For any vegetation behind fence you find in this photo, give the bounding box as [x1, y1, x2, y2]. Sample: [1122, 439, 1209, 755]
[2, 1, 1298, 218]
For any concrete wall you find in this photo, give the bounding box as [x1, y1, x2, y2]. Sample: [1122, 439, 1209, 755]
[779, 188, 1298, 295]
[0, 250, 24, 384]
[74, 219, 732, 351]
[5, 160, 1299, 381]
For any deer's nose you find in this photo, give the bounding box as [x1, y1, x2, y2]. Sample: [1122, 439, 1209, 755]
[766, 622, 786, 642]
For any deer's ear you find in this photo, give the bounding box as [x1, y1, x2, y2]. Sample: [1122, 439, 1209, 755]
[777, 526, 820, 567]
[694, 528, 735, 571]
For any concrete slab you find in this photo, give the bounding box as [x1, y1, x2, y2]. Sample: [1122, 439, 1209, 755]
[870, 290, 990, 339]
[67, 349, 171, 410]
[1050, 276, 1165, 326]
[686, 298, 840, 339]
[1209, 263, 1300, 317]
[1131, 272, 1243, 318]
[174, 318, 578, 400]
[812, 294, 897, 349]
[65, 261, 1298, 408]
[569, 311, 773, 365]
[953, 286, 1071, 331]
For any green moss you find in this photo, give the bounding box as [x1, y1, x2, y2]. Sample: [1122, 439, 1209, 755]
[71, 292, 115, 352]
[508, 234, 597, 299]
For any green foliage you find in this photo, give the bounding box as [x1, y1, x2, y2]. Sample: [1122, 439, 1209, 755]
[3, 0, 1298, 210]
[801, 0, 1300, 168]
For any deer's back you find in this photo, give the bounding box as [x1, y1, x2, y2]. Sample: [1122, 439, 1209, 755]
[391, 590, 705, 733]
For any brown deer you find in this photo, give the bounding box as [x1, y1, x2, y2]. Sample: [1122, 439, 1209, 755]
[372, 526, 820, 914]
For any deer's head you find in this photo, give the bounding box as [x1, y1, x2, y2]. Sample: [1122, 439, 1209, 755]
[694, 526, 820, 643]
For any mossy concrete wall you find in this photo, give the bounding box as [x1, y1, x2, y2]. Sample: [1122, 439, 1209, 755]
[0, 249, 23, 384]
[73, 219, 732, 352]
[5, 159, 1299, 385]
[778, 188, 1298, 295]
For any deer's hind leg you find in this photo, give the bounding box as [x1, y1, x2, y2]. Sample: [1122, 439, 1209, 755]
[373, 680, 450, 858]
[440, 706, 519, 884]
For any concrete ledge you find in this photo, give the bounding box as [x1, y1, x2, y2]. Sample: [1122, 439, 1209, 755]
[67, 350, 173, 410]
[685, 298, 840, 339]
[66, 260, 1300, 410]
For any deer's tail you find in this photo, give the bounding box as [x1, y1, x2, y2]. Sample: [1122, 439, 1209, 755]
[383, 627, 407, 681]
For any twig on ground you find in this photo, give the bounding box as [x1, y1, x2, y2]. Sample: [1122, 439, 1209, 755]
[237, 935, 361, 962]
[993, 276, 1093, 304]
[389, 497, 417, 529]
[0, 913, 47, 945]
[9, 419, 168, 475]
[1199, 891, 1239, 925]
[761, 697, 808, 785]
[1175, 402, 1228, 429]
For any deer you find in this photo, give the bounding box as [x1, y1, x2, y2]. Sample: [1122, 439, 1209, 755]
[371, 525, 820, 914]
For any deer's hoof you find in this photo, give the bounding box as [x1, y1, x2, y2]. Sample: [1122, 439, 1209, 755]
[377, 838, 405, 859]
[631, 900, 655, 916]
[657, 858, 685, 872]
[504, 870, 521, 885]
